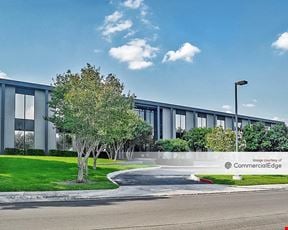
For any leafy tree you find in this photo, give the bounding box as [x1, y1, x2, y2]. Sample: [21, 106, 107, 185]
[99, 76, 137, 160]
[49, 64, 105, 182]
[49, 64, 137, 181]
[124, 118, 153, 160]
[182, 128, 212, 151]
[266, 123, 288, 151]
[88, 74, 135, 166]
[155, 139, 189, 152]
[242, 122, 271, 151]
[206, 127, 235, 152]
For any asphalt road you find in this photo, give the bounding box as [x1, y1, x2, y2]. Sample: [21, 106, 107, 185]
[112, 167, 203, 186]
[1, 190, 288, 230]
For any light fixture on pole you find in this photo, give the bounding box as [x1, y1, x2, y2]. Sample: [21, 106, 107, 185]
[233, 80, 248, 180]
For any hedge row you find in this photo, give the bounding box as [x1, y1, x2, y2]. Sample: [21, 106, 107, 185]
[4, 148, 45, 156]
[48, 150, 77, 157]
[155, 138, 189, 152]
[3, 148, 76, 157]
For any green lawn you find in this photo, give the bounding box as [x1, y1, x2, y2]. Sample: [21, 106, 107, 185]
[0, 155, 148, 192]
[200, 175, 288, 186]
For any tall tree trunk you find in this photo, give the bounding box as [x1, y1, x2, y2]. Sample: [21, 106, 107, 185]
[106, 150, 112, 160]
[93, 157, 97, 170]
[74, 137, 87, 183]
[114, 149, 118, 161]
[92, 150, 97, 170]
[84, 158, 89, 177]
[126, 145, 135, 160]
[92, 145, 104, 170]
[114, 142, 125, 160]
[77, 157, 85, 183]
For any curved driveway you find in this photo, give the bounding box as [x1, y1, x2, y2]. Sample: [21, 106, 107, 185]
[111, 167, 204, 186]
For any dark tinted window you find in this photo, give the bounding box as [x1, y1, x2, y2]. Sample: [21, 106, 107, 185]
[15, 119, 34, 131]
[15, 87, 35, 96]
[25, 120, 35, 131]
[15, 119, 25, 131]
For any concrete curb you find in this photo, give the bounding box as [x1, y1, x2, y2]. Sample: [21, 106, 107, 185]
[0, 184, 288, 204]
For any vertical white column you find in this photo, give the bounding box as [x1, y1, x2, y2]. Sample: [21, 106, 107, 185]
[225, 117, 233, 129]
[34, 90, 45, 150]
[4, 86, 15, 148]
[207, 114, 214, 128]
[186, 111, 194, 131]
[48, 93, 56, 150]
[162, 108, 172, 139]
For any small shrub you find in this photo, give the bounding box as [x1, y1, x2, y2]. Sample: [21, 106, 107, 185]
[155, 139, 189, 152]
[4, 148, 46, 156]
[206, 127, 235, 152]
[49, 149, 77, 157]
[25, 149, 45, 156]
[182, 128, 212, 151]
[4, 148, 24, 155]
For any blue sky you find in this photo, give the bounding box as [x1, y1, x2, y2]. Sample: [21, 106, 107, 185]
[0, 0, 288, 122]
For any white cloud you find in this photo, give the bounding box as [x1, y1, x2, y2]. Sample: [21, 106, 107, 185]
[0, 70, 8, 79]
[123, 0, 143, 9]
[221, 105, 232, 113]
[105, 11, 123, 23]
[140, 7, 147, 16]
[101, 1, 159, 43]
[222, 105, 232, 110]
[272, 32, 288, 52]
[102, 20, 133, 37]
[124, 30, 136, 38]
[272, 116, 280, 121]
[242, 103, 256, 108]
[101, 11, 133, 39]
[109, 38, 158, 70]
[252, 99, 258, 103]
[93, 49, 102, 53]
[123, 0, 158, 31]
[272, 116, 288, 125]
[162, 42, 201, 63]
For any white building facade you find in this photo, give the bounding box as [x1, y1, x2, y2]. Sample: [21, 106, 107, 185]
[0, 79, 282, 154]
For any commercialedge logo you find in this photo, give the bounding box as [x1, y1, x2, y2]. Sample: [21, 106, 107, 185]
[225, 162, 282, 170]
[225, 162, 232, 169]
[234, 162, 282, 169]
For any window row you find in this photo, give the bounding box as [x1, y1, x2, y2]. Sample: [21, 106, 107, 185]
[15, 131, 34, 149]
[176, 113, 186, 138]
[216, 116, 225, 128]
[134, 108, 275, 136]
[135, 108, 155, 136]
[14, 90, 35, 150]
[15, 93, 35, 120]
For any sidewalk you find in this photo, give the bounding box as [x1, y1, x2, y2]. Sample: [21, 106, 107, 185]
[1, 183, 288, 204]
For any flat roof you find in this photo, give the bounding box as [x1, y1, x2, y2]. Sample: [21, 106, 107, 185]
[0, 78, 282, 124]
[135, 99, 281, 124]
[0, 78, 53, 91]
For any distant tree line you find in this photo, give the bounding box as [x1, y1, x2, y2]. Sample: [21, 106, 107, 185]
[155, 123, 288, 152]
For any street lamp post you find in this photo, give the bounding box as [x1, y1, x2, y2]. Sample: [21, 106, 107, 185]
[233, 80, 248, 180]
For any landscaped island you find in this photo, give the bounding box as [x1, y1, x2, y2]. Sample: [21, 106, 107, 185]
[200, 175, 288, 186]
